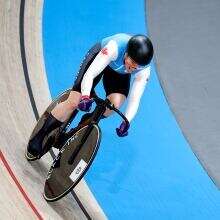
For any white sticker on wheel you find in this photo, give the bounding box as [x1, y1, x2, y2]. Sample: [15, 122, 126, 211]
[69, 159, 88, 182]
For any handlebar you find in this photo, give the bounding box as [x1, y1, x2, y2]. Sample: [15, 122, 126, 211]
[92, 96, 129, 126]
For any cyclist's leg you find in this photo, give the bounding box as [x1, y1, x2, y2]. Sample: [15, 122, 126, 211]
[104, 93, 126, 117]
[27, 112, 64, 157]
[51, 91, 81, 122]
[102, 66, 131, 117]
[27, 43, 102, 158]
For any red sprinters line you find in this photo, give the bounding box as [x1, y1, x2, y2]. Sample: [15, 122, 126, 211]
[0, 150, 43, 220]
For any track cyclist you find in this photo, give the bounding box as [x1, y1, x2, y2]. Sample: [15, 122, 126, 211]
[27, 33, 154, 160]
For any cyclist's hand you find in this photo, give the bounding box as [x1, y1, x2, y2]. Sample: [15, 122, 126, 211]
[78, 96, 93, 112]
[116, 121, 130, 137]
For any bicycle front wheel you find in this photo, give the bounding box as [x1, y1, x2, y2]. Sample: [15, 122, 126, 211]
[43, 124, 101, 202]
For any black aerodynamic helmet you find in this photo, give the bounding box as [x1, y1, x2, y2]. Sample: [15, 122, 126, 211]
[127, 34, 154, 66]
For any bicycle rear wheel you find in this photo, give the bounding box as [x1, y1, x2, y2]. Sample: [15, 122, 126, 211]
[43, 124, 101, 202]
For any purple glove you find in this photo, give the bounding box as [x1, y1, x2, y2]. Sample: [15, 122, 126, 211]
[116, 121, 130, 137]
[78, 96, 93, 112]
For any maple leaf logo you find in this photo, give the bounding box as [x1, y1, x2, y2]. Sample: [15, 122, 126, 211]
[101, 47, 108, 55]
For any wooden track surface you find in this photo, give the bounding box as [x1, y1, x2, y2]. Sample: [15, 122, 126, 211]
[0, 0, 107, 219]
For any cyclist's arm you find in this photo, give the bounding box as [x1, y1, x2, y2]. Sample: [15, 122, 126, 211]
[124, 66, 151, 122]
[81, 40, 118, 96]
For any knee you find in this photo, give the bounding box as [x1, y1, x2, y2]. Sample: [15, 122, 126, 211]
[107, 93, 126, 109]
[65, 98, 80, 110]
[104, 95, 126, 117]
[111, 102, 122, 110]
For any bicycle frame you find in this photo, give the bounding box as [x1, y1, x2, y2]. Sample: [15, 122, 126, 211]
[68, 98, 113, 164]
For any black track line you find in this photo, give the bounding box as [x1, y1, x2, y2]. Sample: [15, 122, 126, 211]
[19, 1, 91, 219]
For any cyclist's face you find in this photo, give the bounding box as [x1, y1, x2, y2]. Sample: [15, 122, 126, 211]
[124, 55, 138, 73]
